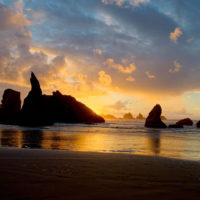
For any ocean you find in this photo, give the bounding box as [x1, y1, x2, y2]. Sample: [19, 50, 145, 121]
[0, 119, 200, 161]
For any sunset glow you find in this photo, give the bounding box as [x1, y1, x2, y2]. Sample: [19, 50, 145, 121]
[1, 0, 200, 119]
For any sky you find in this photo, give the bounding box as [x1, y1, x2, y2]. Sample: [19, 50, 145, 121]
[0, 0, 200, 119]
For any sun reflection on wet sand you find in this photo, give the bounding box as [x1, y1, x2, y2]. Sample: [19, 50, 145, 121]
[0, 123, 200, 161]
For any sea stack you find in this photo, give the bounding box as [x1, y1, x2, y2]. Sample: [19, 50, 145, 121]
[176, 118, 193, 126]
[136, 113, 145, 120]
[20, 72, 49, 126]
[123, 113, 134, 119]
[0, 89, 21, 124]
[145, 104, 167, 128]
[168, 124, 183, 128]
[197, 121, 200, 128]
[18, 72, 105, 126]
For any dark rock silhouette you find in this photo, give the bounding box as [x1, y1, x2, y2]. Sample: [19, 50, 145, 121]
[19, 73, 105, 126]
[30, 72, 42, 96]
[123, 112, 134, 119]
[136, 113, 145, 120]
[196, 121, 200, 128]
[145, 104, 167, 128]
[0, 72, 104, 126]
[168, 124, 183, 128]
[176, 118, 193, 126]
[161, 116, 167, 120]
[20, 72, 45, 126]
[0, 89, 21, 123]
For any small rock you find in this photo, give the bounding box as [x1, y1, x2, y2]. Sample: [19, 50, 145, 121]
[176, 118, 193, 126]
[168, 124, 183, 128]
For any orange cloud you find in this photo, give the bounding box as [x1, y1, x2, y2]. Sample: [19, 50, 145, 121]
[98, 70, 112, 87]
[170, 27, 183, 43]
[169, 60, 182, 73]
[126, 76, 135, 82]
[145, 71, 155, 79]
[105, 58, 136, 74]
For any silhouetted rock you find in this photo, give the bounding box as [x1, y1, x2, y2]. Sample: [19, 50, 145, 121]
[145, 104, 167, 128]
[19, 72, 46, 126]
[19, 73, 104, 126]
[161, 116, 167, 120]
[30, 72, 42, 96]
[101, 114, 117, 119]
[123, 113, 134, 119]
[196, 121, 200, 128]
[168, 124, 183, 128]
[176, 118, 193, 126]
[0, 89, 21, 123]
[45, 90, 105, 124]
[136, 113, 145, 120]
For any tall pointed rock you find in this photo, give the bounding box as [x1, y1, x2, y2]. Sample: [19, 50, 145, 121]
[20, 72, 49, 126]
[145, 104, 167, 128]
[19, 72, 104, 126]
[30, 72, 42, 96]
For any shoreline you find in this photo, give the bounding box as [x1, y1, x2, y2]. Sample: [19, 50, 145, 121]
[1, 146, 200, 163]
[0, 148, 200, 200]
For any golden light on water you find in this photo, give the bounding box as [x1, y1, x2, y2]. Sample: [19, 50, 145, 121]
[0, 127, 193, 160]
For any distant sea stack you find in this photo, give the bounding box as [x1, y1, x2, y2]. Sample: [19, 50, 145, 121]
[176, 118, 193, 126]
[145, 104, 167, 128]
[136, 113, 145, 120]
[123, 112, 134, 120]
[0, 72, 105, 126]
[197, 121, 200, 128]
[101, 114, 116, 120]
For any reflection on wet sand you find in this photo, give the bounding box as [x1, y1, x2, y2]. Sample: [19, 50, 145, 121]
[41, 132, 117, 151]
[22, 130, 43, 148]
[146, 129, 161, 155]
[0, 130, 23, 148]
[0, 128, 183, 159]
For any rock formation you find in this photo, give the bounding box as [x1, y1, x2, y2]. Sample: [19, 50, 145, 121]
[136, 113, 145, 120]
[19, 73, 105, 126]
[168, 124, 183, 128]
[101, 114, 117, 120]
[20, 72, 45, 126]
[196, 121, 200, 128]
[176, 118, 193, 126]
[123, 113, 134, 119]
[0, 89, 21, 124]
[161, 116, 167, 120]
[145, 104, 167, 128]
[0, 72, 104, 126]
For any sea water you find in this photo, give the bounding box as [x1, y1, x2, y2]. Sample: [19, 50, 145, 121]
[0, 119, 200, 161]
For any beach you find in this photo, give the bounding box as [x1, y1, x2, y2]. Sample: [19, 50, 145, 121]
[0, 148, 200, 200]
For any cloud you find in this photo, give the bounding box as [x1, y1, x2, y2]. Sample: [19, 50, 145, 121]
[169, 60, 182, 73]
[0, 3, 30, 29]
[2, 0, 200, 102]
[145, 71, 155, 79]
[126, 76, 135, 82]
[170, 27, 182, 43]
[108, 100, 128, 110]
[98, 70, 112, 87]
[101, 0, 150, 7]
[104, 58, 136, 74]
[0, 0, 107, 98]
[101, 100, 130, 116]
[93, 48, 102, 55]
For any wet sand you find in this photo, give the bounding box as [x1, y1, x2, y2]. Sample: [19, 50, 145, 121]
[0, 148, 200, 200]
